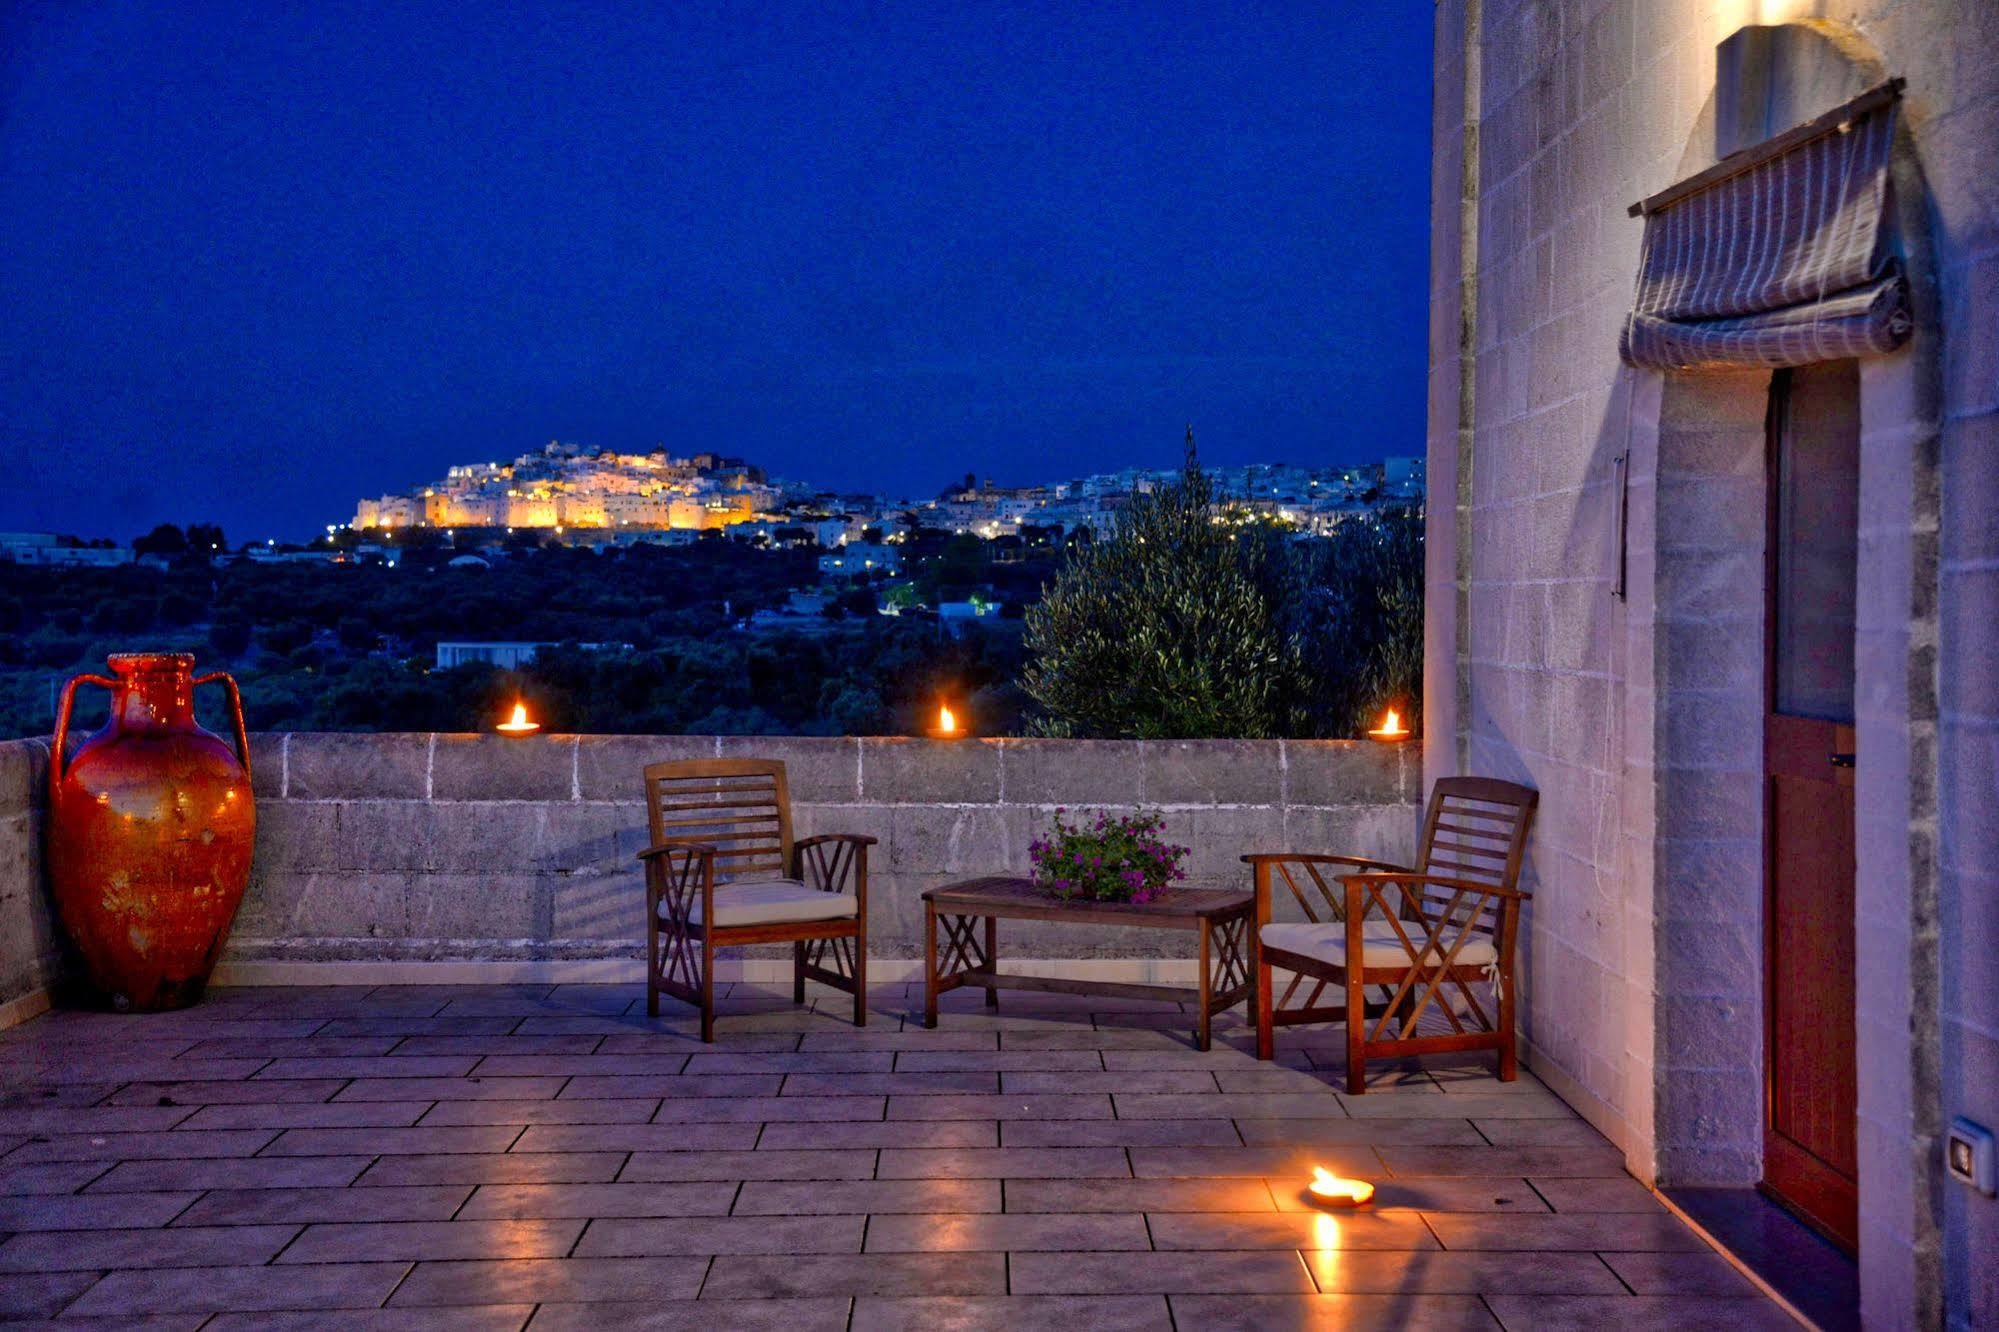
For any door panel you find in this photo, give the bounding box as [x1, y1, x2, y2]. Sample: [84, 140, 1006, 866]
[1763, 361, 1860, 1252]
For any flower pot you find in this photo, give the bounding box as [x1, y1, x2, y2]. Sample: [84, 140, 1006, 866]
[47, 653, 255, 1011]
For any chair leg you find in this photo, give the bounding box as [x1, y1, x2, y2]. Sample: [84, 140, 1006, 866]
[1345, 969, 1366, 1095]
[851, 940, 867, 1028]
[1255, 960, 1275, 1061]
[792, 941, 806, 1005]
[700, 935, 715, 1044]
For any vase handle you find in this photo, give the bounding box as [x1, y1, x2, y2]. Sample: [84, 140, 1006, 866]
[193, 672, 252, 778]
[51, 673, 117, 790]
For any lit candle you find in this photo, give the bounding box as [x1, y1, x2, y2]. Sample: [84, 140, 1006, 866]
[925, 704, 965, 740]
[1366, 708, 1412, 743]
[1307, 1166, 1375, 1208]
[496, 702, 540, 736]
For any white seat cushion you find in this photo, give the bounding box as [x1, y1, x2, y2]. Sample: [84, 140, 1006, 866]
[1260, 921, 1496, 970]
[667, 878, 858, 929]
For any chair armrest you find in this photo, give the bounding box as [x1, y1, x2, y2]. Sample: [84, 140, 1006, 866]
[639, 839, 714, 931]
[1240, 852, 1412, 873]
[1338, 870, 1531, 902]
[792, 834, 874, 902]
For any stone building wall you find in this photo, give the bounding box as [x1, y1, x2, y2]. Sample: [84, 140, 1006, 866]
[1428, 1, 1997, 1325]
[0, 740, 58, 1021]
[227, 734, 1418, 970]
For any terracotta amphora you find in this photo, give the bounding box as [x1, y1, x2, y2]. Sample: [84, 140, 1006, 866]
[48, 653, 254, 1011]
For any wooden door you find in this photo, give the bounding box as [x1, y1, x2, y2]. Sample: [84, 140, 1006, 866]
[1762, 361, 1860, 1251]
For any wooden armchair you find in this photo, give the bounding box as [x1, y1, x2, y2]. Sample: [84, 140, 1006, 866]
[1245, 776, 1537, 1090]
[639, 758, 874, 1042]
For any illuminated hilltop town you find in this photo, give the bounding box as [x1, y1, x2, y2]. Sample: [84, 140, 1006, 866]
[352, 443, 776, 533]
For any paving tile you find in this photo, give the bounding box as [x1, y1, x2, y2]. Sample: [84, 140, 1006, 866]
[1233, 1118, 1484, 1146]
[890, 1050, 1104, 1072]
[458, 1182, 736, 1220]
[1148, 1210, 1439, 1251]
[1303, 1250, 1627, 1294]
[358, 1152, 628, 1188]
[862, 1211, 1150, 1252]
[419, 1098, 662, 1126]
[851, 1295, 1170, 1331]
[1271, 1177, 1550, 1213]
[264, 1125, 526, 1156]
[175, 1185, 473, 1226]
[279, 1218, 585, 1263]
[469, 1057, 701, 1079]
[649, 1096, 887, 1123]
[1209, 1067, 1347, 1094]
[1483, 1295, 1798, 1330]
[108, 1079, 349, 1106]
[620, 1150, 877, 1182]
[0, 1223, 298, 1271]
[1001, 1118, 1240, 1147]
[0, 1106, 198, 1135]
[209, 1310, 534, 1332]
[998, 1030, 1198, 1051]
[755, 1119, 996, 1150]
[556, 1075, 781, 1099]
[254, 1056, 479, 1079]
[511, 1123, 765, 1153]
[1379, 1146, 1629, 1177]
[318, 1018, 523, 1037]
[0, 1160, 113, 1195]
[734, 1179, 999, 1215]
[3, 1128, 278, 1162]
[179, 1036, 402, 1059]
[1170, 1293, 1499, 1330]
[1470, 1117, 1617, 1146]
[1004, 1178, 1276, 1213]
[679, 1052, 892, 1074]
[799, 1031, 997, 1052]
[779, 1072, 998, 1096]
[528, 1298, 851, 1331]
[2, 1056, 268, 1085]
[1426, 1212, 1709, 1251]
[1117, 1094, 1348, 1120]
[1603, 1250, 1763, 1295]
[390, 1257, 708, 1306]
[1530, 1175, 1667, 1212]
[1002, 1070, 1219, 1094]
[1011, 1249, 1316, 1294]
[876, 1147, 1129, 1179]
[392, 1035, 608, 1057]
[0, 1190, 197, 1230]
[1099, 1049, 1309, 1071]
[576, 1213, 865, 1256]
[886, 1094, 1111, 1120]
[1129, 1146, 1378, 1179]
[0, 1314, 210, 1331]
[1339, 1094, 1567, 1120]
[0, 1270, 102, 1318]
[69, 1264, 405, 1312]
[177, 1100, 433, 1129]
[336, 1078, 567, 1102]
[703, 1251, 1007, 1299]
[84, 1156, 372, 1193]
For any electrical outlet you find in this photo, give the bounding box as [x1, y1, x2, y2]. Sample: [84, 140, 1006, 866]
[1946, 1118, 1995, 1197]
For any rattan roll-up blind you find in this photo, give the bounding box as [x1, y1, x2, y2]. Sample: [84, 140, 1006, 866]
[1621, 80, 1910, 371]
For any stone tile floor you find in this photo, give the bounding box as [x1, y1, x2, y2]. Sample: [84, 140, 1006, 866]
[0, 982, 1798, 1329]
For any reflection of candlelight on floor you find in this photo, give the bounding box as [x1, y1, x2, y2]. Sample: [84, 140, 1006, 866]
[496, 702, 540, 736]
[1307, 1166, 1375, 1207]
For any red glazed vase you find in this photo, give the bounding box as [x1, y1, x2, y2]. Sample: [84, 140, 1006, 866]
[48, 653, 254, 1011]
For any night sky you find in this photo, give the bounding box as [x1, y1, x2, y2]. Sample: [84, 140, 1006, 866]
[2, 2, 1433, 543]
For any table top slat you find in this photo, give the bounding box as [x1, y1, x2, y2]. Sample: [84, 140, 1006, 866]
[922, 876, 1251, 925]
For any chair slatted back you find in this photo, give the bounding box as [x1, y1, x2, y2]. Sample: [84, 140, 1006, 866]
[643, 759, 794, 884]
[1411, 776, 1538, 939]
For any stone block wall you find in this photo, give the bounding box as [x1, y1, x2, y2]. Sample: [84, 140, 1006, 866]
[0, 740, 58, 1018]
[230, 734, 1419, 966]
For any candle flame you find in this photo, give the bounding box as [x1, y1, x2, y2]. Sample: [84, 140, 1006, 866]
[1308, 1167, 1375, 1206]
[1368, 708, 1409, 739]
[497, 702, 540, 735]
[937, 705, 957, 735]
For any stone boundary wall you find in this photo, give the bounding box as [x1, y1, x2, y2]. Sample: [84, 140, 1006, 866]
[0, 740, 58, 1020]
[231, 734, 1418, 968]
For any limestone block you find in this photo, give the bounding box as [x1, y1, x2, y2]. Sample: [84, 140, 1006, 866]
[998, 739, 1147, 806]
[716, 736, 860, 804]
[1655, 839, 1761, 925]
[551, 868, 646, 942]
[236, 870, 413, 940]
[286, 732, 430, 800]
[860, 738, 1000, 805]
[534, 803, 644, 876]
[1142, 740, 1282, 807]
[431, 733, 573, 802]
[575, 734, 714, 802]
[250, 801, 348, 872]
[1658, 919, 1760, 1001]
[885, 806, 1010, 877]
[405, 873, 546, 941]
[246, 732, 287, 799]
[790, 802, 894, 860]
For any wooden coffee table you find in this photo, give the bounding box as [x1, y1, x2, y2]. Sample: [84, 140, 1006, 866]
[921, 877, 1255, 1051]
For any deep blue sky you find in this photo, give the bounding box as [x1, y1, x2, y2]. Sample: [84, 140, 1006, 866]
[2, 2, 1432, 543]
